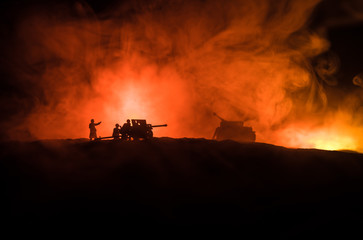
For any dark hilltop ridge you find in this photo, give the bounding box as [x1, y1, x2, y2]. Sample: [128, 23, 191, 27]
[1, 138, 363, 235]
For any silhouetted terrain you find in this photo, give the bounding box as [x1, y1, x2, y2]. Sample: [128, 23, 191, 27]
[1, 138, 363, 237]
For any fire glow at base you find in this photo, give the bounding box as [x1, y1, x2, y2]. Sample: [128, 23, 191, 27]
[281, 124, 360, 152]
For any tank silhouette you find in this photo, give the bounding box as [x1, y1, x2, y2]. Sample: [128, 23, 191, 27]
[212, 112, 256, 142]
[129, 119, 167, 140]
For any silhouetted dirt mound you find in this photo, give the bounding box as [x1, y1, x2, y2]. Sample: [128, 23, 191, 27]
[1, 138, 363, 236]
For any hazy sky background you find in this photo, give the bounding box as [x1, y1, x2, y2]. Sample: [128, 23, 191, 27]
[0, 0, 363, 151]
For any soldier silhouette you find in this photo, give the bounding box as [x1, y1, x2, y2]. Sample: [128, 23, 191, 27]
[121, 119, 132, 140]
[89, 119, 101, 140]
[112, 123, 121, 140]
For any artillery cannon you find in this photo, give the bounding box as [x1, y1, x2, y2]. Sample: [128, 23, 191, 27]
[128, 119, 167, 140]
[212, 112, 256, 142]
[95, 119, 167, 141]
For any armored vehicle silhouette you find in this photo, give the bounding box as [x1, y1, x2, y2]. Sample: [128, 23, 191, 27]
[128, 119, 167, 140]
[212, 112, 256, 142]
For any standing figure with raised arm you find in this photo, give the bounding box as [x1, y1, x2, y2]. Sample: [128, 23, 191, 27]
[89, 119, 102, 140]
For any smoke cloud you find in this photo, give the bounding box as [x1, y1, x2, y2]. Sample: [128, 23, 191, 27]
[2, 0, 363, 151]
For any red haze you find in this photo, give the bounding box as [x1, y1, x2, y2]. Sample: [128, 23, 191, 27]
[5, 0, 363, 152]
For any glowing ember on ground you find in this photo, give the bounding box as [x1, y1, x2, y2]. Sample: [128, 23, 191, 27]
[280, 123, 360, 152]
[300, 130, 355, 151]
[310, 135, 355, 151]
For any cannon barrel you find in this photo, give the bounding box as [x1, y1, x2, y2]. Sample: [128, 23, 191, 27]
[94, 136, 114, 140]
[151, 124, 167, 128]
[213, 112, 226, 122]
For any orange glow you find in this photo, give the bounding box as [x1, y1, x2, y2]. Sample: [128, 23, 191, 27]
[7, 1, 363, 153]
[282, 127, 357, 151]
[121, 84, 148, 119]
[310, 135, 355, 151]
[277, 110, 363, 152]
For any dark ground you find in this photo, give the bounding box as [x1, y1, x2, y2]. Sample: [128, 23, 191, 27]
[1, 137, 363, 236]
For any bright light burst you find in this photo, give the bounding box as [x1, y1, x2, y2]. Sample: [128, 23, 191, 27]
[283, 127, 358, 151]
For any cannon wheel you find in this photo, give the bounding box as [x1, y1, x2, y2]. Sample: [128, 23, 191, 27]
[146, 130, 153, 139]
